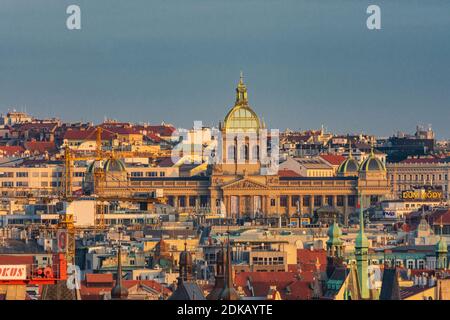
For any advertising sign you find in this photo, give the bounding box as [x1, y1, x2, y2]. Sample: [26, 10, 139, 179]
[57, 229, 68, 253]
[383, 211, 396, 219]
[0, 265, 27, 280]
[401, 189, 443, 200]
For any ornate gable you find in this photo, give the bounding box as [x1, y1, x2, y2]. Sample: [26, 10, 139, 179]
[221, 178, 268, 190]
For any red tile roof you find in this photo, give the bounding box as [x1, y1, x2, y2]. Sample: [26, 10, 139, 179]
[15, 122, 58, 132]
[147, 125, 176, 137]
[80, 275, 171, 299]
[429, 209, 450, 225]
[278, 169, 300, 177]
[85, 273, 113, 284]
[146, 132, 162, 143]
[0, 146, 26, 157]
[297, 249, 327, 273]
[63, 128, 115, 141]
[23, 141, 57, 154]
[0, 255, 33, 265]
[319, 154, 346, 166]
[234, 271, 314, 300]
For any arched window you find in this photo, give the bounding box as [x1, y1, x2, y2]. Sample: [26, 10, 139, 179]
[252, 145, 259, 161]
[228, 145, 236, 161]
[240, 144, 249, 161]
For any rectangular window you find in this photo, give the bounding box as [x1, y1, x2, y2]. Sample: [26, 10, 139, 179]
[131, 171, 143, 177]
[326, 196, 333, 206]
[303, 195, 310, 207]
[189, 196, 196, 207]
[280, 196, 288, 207]
[348, 195, 356, 207]
[159, 172, 165, 177]
[16, 181, 29, 187]
[291, 195, 300, 207]
[337, 195, 344, 207]
[2, 182, 13, 187]
[16, 172, 28, 178]
[314, 196, 322, 207]
[270, 198, 276, 207]
[0, 172, 14, 178]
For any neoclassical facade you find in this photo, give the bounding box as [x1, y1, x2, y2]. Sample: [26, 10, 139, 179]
[88, 75, 391, 225]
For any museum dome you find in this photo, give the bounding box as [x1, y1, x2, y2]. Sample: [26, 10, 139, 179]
[87, 158, 126, 174]
[222, 73, 262, 133]
[103, 158, 126, 172]
[337, 142, 360, 176]
[337, 157, 360, 175]
[359, 148, 386, 172]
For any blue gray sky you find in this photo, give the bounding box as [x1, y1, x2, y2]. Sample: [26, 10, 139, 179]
[0, 0, 449, 138]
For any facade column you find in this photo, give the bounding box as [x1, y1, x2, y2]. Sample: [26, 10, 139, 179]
[297, 195, 302, 215]
[223, 195, 229, 218]
[195, 196, 200, 210]
[276, 196, 280, 217]
[344, 195, 349, 226]
[310, 195, 315, 216]
[333, 195, 337, 208]
[265, 196, 270, 217]
[239, 195, 244, 219]
[174, 196, 179, 209]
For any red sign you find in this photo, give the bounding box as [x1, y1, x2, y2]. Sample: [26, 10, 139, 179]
[0, 265, 27, 280]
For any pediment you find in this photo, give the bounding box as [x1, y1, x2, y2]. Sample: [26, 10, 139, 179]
[221, 178, 268, 190]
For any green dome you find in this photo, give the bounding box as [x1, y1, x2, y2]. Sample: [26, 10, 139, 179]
[326, 222, 343, 246]
[86, 159, 126, 174]
[103, 159, 126, 172]
[436, 237, 448, 253]
[337, 157, 360, 175]
[87, 160, 100, 174]
[359, 151, 385, 172]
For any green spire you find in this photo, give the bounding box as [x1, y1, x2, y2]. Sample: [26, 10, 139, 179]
[326, 221, 343, 247]
[355, 193, 369, 248]
[355, 192, 369, 299]
[436, 217, 448, 270]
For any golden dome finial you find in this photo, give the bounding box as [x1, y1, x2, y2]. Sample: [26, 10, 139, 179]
[235, 71, 248, 104]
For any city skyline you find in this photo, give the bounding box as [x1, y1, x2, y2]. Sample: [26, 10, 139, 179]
[1, 0, 450, 138]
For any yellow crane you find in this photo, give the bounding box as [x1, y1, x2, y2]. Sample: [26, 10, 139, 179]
[60, 126, 168, 263]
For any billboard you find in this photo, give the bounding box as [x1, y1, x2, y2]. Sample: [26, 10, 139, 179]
[0, 265, 27, 280]
[401, 189, 443, 200]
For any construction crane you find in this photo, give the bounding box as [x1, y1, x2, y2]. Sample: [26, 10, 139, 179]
[60, 126, 169, 265]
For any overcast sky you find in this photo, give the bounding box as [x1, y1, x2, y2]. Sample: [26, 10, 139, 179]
[0, 0, 449, 138]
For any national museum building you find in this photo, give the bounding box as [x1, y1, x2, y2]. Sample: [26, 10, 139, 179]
[86, 75, 391, 225]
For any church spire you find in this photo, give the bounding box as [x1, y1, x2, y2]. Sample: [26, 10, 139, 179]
[111, 233, 129, 300]
[436, 216, 448, 270]
[235, 71, 248, 105]
[355, 193, 369, 299]
[219, 234, 240, 300]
